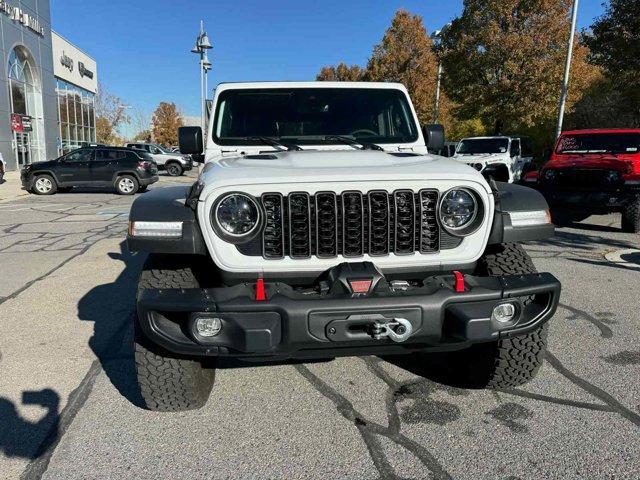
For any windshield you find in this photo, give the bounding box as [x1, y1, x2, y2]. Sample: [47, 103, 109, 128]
[212, 88, 418, 146]
[152, 144, 170, 154]
[556, 133, 640, 154]
[457, 138, 509, 154]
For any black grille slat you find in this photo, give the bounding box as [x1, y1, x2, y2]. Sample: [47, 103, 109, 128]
[394, 190, 415, 255]
[288, 193, 311, 258]
[368, 191, 390, 255]
[342, 192, 365, 257]
[259, 190, 442, 259]
[262, 194, 284, 258]
[315, 192, 338, 258]
[419, 190, 440, 253]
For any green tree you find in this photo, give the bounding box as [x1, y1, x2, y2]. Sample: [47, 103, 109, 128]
[316, 62, 364, 81]
[583, 0, 640, 125]
[441, 0, 600, 146]
[151, 102, 183, 146]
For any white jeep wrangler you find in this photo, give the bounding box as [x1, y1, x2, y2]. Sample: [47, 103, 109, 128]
[453, 135, 534, 183]
[127, 82, 560, 411]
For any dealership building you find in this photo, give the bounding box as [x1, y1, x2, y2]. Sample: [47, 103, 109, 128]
[0, 0, 97, 172]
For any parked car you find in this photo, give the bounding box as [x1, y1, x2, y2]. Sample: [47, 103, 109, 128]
[523, 128, 640, 232]
[453, 135, 534, 183]
[0, 154, 5, 182]
[21, 147, 159, 195]
[124, 142, 192, 176]
[127, 81, 560, 411]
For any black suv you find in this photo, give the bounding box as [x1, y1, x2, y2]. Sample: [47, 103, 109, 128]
[21, 147, 159, 195]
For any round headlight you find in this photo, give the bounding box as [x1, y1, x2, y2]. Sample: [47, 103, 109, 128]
[215, 193, 260, 237]
[439, 188, 478, 231]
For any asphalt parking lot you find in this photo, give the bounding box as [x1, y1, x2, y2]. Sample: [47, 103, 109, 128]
[0, 173, 639, 480]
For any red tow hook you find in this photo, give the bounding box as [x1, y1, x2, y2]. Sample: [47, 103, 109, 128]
[453, 271, 465, 293]
[255, 276, 267, 301]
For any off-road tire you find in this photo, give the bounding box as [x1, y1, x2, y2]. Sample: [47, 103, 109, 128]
[442, 244, 548, 389]
[32, 174, 57, 195]
[134, 254, 216, 411]
[166, 162, 183, 177]
[621, 195, 640, 233]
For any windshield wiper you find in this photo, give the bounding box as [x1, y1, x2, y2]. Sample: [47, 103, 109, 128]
[247, 136, 302, 151]
[325, 135, 384, 151]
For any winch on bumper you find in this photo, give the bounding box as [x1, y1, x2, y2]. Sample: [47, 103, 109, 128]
[136, 262, 561, 360]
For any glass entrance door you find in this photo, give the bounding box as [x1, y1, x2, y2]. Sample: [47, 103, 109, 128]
[15, 132, 31, 166]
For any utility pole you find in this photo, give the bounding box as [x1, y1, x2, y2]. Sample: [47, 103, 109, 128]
[555, 0, 580, 139]
[430, 24, 450, 124]
[433, 61, 443, 123]
[191, 21, 213, 132]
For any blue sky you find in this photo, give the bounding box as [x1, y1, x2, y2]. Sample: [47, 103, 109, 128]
[51, 0, 607, 125]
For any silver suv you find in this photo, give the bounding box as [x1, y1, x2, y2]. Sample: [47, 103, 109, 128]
[124, 143, 192, 176]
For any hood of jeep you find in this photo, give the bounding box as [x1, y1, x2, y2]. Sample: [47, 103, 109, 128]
[454, 153, 509, 164]
[200, 149, 484, 190]
[546, 154, 636, 172]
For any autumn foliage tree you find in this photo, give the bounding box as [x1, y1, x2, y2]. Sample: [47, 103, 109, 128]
[364, 10, 439, 126]
[440, 0, 600, 145]
[151, 102, 183, 146]
[316, 62, 364, 81]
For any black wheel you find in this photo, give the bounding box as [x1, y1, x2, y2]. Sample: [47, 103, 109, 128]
[166, 162, 183, 177]
[621, 195, 640, 233]
[115, 175, 139, 195]
[138, 185, 148, 193]
[32, 174, 57, 195]
[436, 244, 548, 389]
[134, 254, 216, 411]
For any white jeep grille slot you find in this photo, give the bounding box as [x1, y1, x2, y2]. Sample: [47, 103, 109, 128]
[261, 190, 440, 259]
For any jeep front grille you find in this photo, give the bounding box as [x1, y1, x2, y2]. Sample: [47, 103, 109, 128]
[260, 190, 440, 259]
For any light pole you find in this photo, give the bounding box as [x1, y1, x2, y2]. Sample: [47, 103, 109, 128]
[430, 24, 450, 124]
[555, 0, 579, 139]
[191, 20, 213, 132]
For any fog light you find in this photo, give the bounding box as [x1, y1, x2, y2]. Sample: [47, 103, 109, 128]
[492, 303, 516, 323]
[195, 317, 222, 337]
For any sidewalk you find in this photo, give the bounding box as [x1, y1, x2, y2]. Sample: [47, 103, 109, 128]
[0, 171, 28, 203]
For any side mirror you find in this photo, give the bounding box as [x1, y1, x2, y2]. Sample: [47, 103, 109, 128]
[423, 124, 445, 153]
[179, 126, 204, 155]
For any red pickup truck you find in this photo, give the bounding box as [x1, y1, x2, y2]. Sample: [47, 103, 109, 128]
[524, 128, 640, 232]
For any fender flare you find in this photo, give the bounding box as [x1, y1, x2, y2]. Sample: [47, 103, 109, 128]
[487, 182, 555, 244]
[127, 185, 207, 255]
[30, 169, 62, 186]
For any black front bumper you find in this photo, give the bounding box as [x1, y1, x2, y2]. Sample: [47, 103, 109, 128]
[538, 186, 638, 210]
[137, 272, 561, 360]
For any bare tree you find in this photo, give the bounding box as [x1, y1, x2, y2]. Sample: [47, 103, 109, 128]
[95, 82, 130, 144]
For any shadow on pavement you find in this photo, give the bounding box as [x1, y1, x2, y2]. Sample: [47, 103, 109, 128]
[0, 389, 60, 459]
[77, 241, 146, 408]
[530, 230, 636, 251]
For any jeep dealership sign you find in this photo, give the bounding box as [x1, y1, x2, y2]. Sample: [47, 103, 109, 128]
[52, 32, 97, 94]
[0, 1, 45, 36]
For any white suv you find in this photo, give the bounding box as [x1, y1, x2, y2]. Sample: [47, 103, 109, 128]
[453, 136, 534, 183]
[126, 82, 559, 411]
[124, 142, 193, 176]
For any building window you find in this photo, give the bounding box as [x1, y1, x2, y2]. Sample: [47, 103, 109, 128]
[56, 79, 96, 155]
[7, 46, 45, 165]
